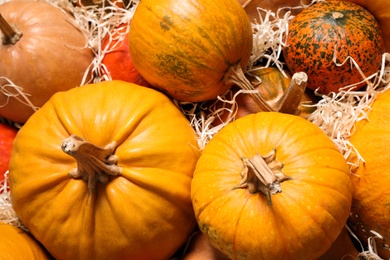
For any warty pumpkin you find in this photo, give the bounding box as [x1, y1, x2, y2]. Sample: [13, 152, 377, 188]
[283, 1, 385, 94]
[129, 0, 276, 113]
[0, 0, 94, 123]
[347, 88, 390, 259]
[9, 80, 200, 260]
[0, 223, 51, 259]
[191, 112, 353, 260]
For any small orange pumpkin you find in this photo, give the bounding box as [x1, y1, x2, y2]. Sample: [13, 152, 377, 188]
[0, 1, 94, 123]
[347, 89, 390, 259]
[9, 81, 200, 260]
[191, 112, 353, 259]
[129, 0, 257, 104]
[0, 223, 51, 259]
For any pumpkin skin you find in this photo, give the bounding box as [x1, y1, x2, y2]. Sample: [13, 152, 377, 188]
[0, 122, 17, 185]
[0, 1, 94, 123]
[191, 112, 353, 259]
[0, 223, 51, 259]
[101, 21, 150, 87]
[9, 81, 200, 260]
[336, 0, 390, 52]
[347, 89, 390, 259]
[129, 0, 253, 102]
[283, 1, 384, 94]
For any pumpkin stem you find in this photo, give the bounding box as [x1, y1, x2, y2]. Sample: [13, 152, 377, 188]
[275, 72, 308, 114]
[236, 149, 289, 206]
[224, 63, 275, 112]
[61, 134, 121, 192]
[0, 13, 23, 45]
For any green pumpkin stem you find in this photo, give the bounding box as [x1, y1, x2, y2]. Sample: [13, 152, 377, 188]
[0, 13, 23, 45]
[224, 63, 275, 112]
[61, 134, 121, 192]
[236, 149, 289, 206]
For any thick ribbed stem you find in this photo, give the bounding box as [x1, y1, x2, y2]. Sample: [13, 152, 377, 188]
[61, 134, 121, 191]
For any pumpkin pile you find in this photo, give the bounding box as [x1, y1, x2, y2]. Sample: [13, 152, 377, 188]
[1, 0, 390, 259]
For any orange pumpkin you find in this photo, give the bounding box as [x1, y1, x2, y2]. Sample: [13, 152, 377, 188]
[0, 223, 51, 259]
[0, 1, 94, 123]
[191, 112, 353, 259]
[283, 1, 384, 94]
[9, 81, 200, 260]
[129, 0, 263, 106]
[348, 89, 390, 259]
[0, 122, 17, 186]
[101, 21, 150, 86]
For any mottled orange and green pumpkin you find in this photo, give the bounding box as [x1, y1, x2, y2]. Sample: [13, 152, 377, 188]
[283, 1, 384, 94]
[128, 0, 253, 102]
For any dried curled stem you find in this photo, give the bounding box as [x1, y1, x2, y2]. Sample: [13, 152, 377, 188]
[236, 149, 290, 206]
[61, 134, 121, 192]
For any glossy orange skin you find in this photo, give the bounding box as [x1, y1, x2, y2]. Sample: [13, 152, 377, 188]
[101, 22, 150, 87]
[283, 1, 384, 94]
[9, 81, 200, 260]
[348, 89, 390, 259]
[129, 0, 253, 102]
[0, 122, 17, 185]
[0, 223, 51, 259]
[192, 112, 353, 259]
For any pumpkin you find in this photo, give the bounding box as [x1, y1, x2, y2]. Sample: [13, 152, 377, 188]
[205, 66, 316, 126]
[347, 89, 390, 259]
[283, 1, 385, 94]
[0, 0, 94, 123]
[337, 0, 390, 52]
[101, 21, 150, 87]
[0, 223, 51, 259]
[317, 226, 360, 260]
[9, 80, 200, 260]
[183, 231, 230, 260]
[191, 112, 353, 259]
[237, 0, 312, 22]
[129, 0, 275, 112]
[0, 122, 17, 185]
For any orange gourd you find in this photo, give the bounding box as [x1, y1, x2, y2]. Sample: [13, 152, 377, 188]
[129, 0, 264, 106]
[0, 122, 17, 186]
[191, 112, 353, 259]
[9, 81, 200, 260]
[0, 0, 94, 123]
[101, 21, 150, 86]
[283, 1, 384, 94]
[0, 223, 51, 259]
[347, 89, 390, 259]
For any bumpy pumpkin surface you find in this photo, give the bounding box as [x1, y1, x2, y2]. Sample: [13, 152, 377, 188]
[191, 112, 353, 260]
[129, 0, 253, 102]
[0, 223, 51, 259]
[283, 1, 384, 94]
[9, 81, 200, 260]
[348, 89, 390, 259]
